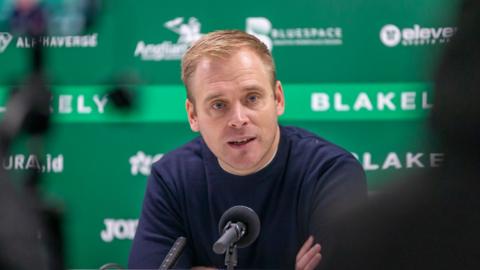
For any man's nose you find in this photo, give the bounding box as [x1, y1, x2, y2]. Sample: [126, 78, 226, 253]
[228, 104, 249, 128]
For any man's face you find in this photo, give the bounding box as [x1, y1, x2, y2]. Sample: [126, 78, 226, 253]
[186, 48, 285, 175]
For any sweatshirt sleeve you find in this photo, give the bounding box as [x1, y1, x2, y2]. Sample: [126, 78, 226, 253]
[128, 163, 192, 269]
[308, 154, 367, 250]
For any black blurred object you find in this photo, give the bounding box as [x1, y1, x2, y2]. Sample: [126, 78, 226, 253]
[159, 236, 187, 270]
[0, 1, 102, 270]
[108, 86, 134, 109]
[431, 0, 480, 157]
[321, 1, 480, 270]
[3, 75, 51, 140]
[0, 169, 48, 270]
[106, 71, 139, 110]
[0, 2, 56, 269]
[213, 206, 260, 270]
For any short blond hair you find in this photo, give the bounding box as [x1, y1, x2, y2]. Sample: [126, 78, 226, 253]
[181, 30, 276, 101]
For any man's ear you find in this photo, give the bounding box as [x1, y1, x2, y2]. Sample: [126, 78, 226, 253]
[275, 81, 285, 116]
[186, 99, 199, 132]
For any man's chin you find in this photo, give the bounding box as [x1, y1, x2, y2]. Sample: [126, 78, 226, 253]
[218, 158, 261, 176]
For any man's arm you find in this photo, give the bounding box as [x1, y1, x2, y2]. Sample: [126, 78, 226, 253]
[128, 164, 192, 269]
[312, 154, 367, 220]
[309, 154, 367, 268]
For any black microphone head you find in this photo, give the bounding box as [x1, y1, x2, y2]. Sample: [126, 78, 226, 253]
[218, 205, 260, 248]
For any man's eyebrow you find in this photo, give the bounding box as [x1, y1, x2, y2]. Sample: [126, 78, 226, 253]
[202, 85, 266, 103]
[242, 85, 264, 92]
[203, 93, 224, 103]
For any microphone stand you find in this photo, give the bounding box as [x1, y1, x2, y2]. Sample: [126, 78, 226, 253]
[214, 206, 261, 270]
[224, 244, 238, 270]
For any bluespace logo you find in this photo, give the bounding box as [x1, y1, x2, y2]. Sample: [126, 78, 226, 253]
[246, 17, 342, 50]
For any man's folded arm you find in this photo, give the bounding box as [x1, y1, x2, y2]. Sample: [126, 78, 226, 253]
[309, 154, 367, 259]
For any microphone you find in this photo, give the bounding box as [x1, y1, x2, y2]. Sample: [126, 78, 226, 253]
[159, 236, 187, 270]
[213, 206, 260, 254]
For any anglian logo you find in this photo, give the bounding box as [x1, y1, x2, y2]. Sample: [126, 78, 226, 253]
[0, 32, 13, 53]
[164, 17, 202, 44]
[380, 24, 457, 47]
[134, 17, 203, 61]
[246, 17, 343, 50]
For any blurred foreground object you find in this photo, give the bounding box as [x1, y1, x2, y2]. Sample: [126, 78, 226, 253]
[321, 1, 480, 269]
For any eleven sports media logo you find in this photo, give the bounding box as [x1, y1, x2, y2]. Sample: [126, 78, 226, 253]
[380, 24, 457, 47]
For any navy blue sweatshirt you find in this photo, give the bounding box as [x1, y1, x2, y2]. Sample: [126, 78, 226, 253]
[129, 126, 366, 269]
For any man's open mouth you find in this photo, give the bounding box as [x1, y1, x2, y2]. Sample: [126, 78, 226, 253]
[228, 137, 256, 146]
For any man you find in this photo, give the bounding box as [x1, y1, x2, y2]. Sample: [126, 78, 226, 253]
[129, 30, 366, 269]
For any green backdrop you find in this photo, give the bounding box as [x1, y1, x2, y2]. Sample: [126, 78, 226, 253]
[0, 0, 459, 268]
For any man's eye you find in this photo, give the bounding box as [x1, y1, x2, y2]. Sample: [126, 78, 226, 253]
[212, 101, 226, 110]
[247, 95, 259, 103]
